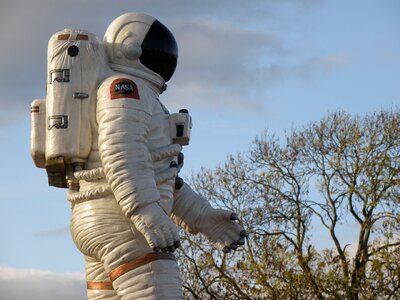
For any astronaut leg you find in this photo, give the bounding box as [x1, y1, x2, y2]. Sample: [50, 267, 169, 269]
[71, 195, 183, 300]
[85, 256, 120, 300]
[111, 258, 182, 300]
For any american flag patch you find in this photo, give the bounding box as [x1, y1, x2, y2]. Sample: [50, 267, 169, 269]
[31, 106, 40, 113]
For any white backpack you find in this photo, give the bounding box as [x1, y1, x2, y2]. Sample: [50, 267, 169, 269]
[30, 29, 108, 188]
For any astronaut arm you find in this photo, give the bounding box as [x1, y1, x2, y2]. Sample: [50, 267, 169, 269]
[171, 182, 246, 253]
[97, 78, 179, 251]
[97, 97, 158, 214]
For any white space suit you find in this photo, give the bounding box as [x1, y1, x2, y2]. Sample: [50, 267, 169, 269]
[32, 13, 246, 300]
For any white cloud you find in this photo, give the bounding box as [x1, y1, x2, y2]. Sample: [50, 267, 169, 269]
[283, 53, 350, 85]
[245, 53, 350, 85]
[0, 0, 331, 123]
[304, 54, 350, 73]
[37, 227, 70, 238]
[164, 19, 287, 113]
[0, 265, 86, 300]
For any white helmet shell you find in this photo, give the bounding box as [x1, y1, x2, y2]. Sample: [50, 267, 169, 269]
[104, 13, 178, 90]
[104, 13, 155, 63]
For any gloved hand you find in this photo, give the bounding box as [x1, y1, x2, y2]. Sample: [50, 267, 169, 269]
[172, 183, 247, 253]
[195, 208, 247, 253]
[131, 202, 181, 252]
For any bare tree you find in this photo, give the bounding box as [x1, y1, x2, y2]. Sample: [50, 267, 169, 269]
[177, 109, 399, 300]
[296, 110, 400, 299]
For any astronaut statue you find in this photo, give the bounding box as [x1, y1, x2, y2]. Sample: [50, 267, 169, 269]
[31, 13, 246, 300]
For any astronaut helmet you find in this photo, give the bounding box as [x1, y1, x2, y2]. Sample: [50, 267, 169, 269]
[104, 13, 178, 88]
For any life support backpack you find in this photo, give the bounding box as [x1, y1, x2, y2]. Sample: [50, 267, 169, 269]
[30, 29, 108, 188]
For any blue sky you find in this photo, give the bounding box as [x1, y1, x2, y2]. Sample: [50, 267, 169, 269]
[0, 0, 399, 298]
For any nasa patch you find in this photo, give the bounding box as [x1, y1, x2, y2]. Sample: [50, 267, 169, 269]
[110, 78, 140, 100]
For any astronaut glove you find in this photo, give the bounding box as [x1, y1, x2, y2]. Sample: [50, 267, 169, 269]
[131, 202, 181, 253]
[172, 183, 246, 253]
[197, 208, 247, 254]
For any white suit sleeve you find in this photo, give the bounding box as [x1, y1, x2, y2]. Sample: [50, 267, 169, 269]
[172, 182, 246, 252]
[171, 182, 211, 233]
[96, 76, 159, 218]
